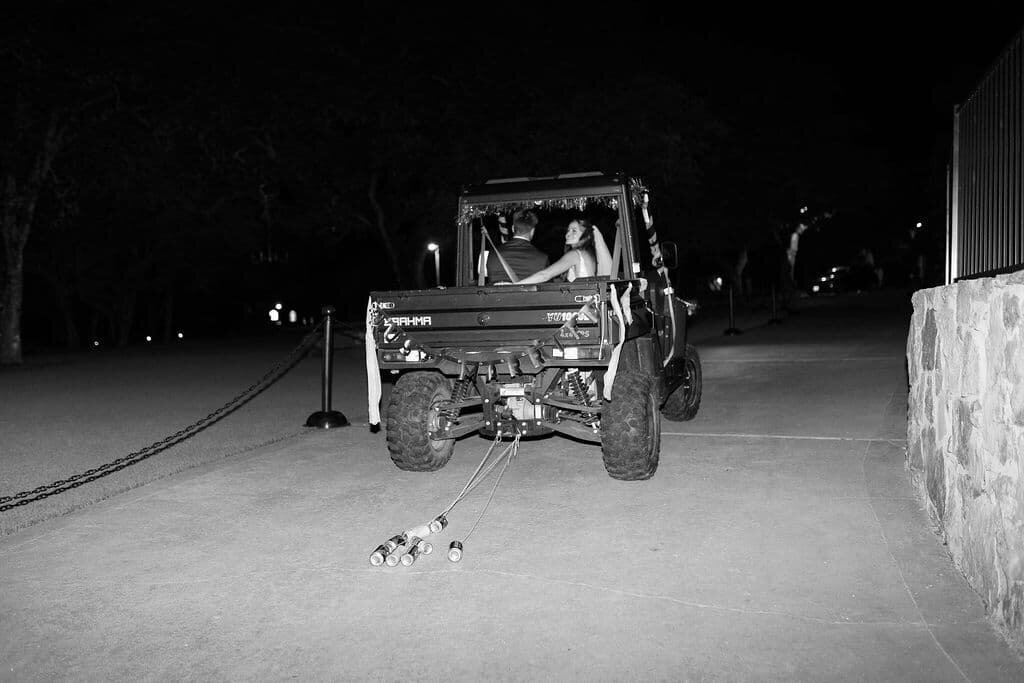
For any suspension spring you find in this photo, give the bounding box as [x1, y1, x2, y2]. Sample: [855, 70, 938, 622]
[565, 369, 589, 407]
[444, 379, 473, 421]
[565, 369, 599, 426]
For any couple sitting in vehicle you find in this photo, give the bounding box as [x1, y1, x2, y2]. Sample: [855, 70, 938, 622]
[486, 209, 613, 285]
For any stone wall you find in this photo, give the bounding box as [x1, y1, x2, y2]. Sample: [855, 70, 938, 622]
[908, 270, 1024, 653]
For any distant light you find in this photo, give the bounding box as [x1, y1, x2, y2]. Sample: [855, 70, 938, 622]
[288, 310, 297, 323]
[93, 340, 99, 347]
[269, 309, 280, 322]
[800, 206, 808, 214]
[177, 332, 184, 339]
[426, 243, 439, 252]
[714, 276, 723, 287]
[831, 267, 839, 273]
[915, 221, 923, 228]
[820, 277, 828, 282]
[274, 302, 283, 310]
[812, 285, 820, 293]
[145, 335, 152, 342]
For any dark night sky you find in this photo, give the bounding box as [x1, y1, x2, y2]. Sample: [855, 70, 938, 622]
[415, 6, 1019, 153]
[688, 10, 1023, 165]
[380, 4, 1024, 229]
[13, 2, 1022, 217]
[5, 2, 1024, 341]
[19, 2, 1021, 174]
[587, 7, 1022, 187]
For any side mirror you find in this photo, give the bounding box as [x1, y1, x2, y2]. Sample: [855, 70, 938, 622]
[660, 242, 678, 270]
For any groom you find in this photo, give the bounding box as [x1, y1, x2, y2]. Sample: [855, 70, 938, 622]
[486, 209, 549, 284]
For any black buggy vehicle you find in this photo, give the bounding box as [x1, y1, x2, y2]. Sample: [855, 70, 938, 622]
[367, 172, 701, 480]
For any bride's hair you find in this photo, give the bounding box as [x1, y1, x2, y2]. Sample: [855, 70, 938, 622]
[565, 219, 597, 264]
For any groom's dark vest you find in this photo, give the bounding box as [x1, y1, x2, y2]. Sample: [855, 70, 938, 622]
[487, 238, 549, 283]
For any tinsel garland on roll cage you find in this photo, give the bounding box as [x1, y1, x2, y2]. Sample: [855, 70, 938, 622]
[454, 178, 662, 273]
[455, 193, 624, 227]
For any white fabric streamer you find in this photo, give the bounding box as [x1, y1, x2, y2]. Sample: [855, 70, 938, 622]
[603, 282, 633, 401]
[620, 282, 634, 326]
[365, 296, 382, 426]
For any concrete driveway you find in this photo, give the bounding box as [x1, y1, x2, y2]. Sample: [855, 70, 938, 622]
[2, 291, 1022, 680]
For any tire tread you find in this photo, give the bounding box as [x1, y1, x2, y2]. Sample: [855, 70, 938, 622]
[386, 372, 454, 471]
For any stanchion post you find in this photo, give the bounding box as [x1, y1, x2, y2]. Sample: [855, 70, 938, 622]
[723, 283, 742, 336]
[305, 306, 349, 428]
[768, 283, 783, 324]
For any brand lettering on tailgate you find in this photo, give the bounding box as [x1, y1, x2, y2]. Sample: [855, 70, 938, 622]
[385, 315, 432, 326]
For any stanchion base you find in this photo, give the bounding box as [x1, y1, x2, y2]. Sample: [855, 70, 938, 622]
[723, 328, 743, 336]
[305, 411, 350, 428]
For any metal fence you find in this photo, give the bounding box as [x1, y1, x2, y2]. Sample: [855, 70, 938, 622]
[947, 26, 1024, 282]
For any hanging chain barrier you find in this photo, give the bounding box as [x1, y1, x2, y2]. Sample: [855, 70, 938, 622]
[0, 321, 325, 512]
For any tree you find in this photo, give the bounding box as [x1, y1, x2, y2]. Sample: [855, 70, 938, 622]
[1, 99, 67, 364]
[0, 19, 118, 362]
[25, 172, 81, 348]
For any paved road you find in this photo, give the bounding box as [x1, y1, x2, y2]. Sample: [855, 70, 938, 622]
[2, 291, 1022, 680]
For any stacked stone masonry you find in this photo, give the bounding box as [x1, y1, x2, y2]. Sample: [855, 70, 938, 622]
[908, 270, 1024, 653]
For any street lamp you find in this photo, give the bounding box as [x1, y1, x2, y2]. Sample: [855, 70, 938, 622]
[427, 242, 440, 286]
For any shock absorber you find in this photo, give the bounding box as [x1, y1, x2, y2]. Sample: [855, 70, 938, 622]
[565, 369, 587, 404]
[565, 369, 598, 425]
[444, 378, 474, 421]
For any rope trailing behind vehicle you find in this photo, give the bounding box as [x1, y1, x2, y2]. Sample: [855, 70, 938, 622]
[0, 322, 325, 512]
[367, 428, 521, 567]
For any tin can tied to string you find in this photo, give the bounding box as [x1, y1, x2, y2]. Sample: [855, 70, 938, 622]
[401, 538, 424, 566]
[369, 534, 407, 566]
[429, 515, 448, 534]
[447, 541, 464, 563]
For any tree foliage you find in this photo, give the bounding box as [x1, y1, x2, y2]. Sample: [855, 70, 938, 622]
[3, 3, 889, 359]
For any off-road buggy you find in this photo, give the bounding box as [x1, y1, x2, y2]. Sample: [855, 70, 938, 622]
[366, 172, 701, 480]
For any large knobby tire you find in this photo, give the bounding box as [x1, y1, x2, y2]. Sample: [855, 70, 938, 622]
[600, 368, 661, 480]
[386, 371, 455, 472]
[661, 344, 702, 422]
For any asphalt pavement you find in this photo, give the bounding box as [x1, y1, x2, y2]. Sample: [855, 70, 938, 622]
[2, 289, 1022, 681]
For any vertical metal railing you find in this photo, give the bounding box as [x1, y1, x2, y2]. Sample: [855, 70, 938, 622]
[949, 27, 1024, 282]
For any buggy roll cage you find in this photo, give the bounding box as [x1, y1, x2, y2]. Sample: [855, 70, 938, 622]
[454, 172, 649, 288]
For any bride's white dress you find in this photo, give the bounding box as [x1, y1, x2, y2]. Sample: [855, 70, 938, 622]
[566, 250, 596, 282]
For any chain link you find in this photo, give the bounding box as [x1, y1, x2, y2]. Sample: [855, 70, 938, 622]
[1, 322, 326, 512]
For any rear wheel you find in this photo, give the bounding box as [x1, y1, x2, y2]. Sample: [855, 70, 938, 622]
[386, 372, 455, 471]
[661, 344, 702, 421]
[601, 367, 661, 480]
